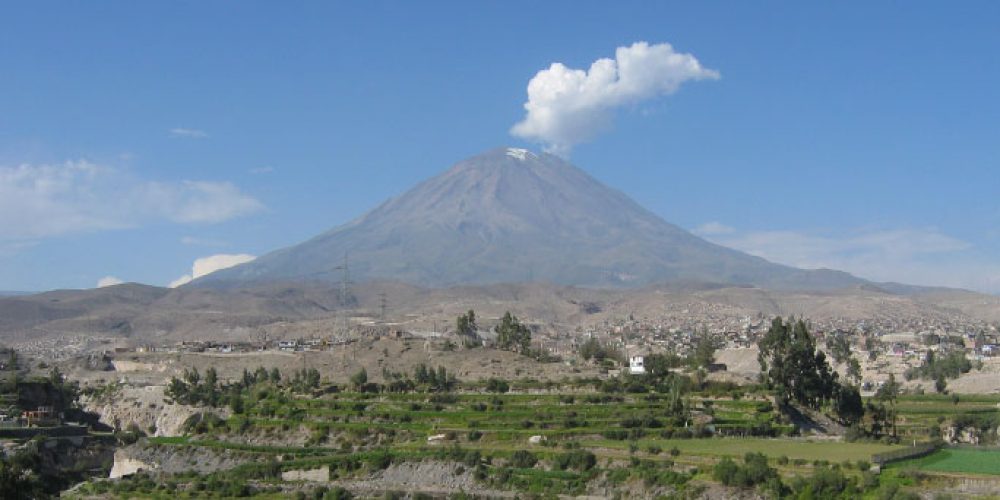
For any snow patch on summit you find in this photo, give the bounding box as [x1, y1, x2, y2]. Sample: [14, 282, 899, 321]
[505, 148, 534, 161]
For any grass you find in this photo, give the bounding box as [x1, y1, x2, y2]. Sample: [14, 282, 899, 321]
[581, 437, 902, 462]
[889, 447, 1000, 476]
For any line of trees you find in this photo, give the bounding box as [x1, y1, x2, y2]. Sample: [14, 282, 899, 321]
[166, 366, 321, 409]
[380, 364, 458, 393]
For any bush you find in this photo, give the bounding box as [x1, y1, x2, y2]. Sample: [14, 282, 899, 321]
[324, 487, 353, 500]
[508, 450, 538, 468]
[791, 466, 856, 498]
[552, 450, 597, 471]
[713, 457, 740, 486]
[485, 378, 510, 393]
[713, 453, 779, 489]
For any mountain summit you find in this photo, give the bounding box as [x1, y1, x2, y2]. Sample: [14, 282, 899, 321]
[199, 148, 862, 290]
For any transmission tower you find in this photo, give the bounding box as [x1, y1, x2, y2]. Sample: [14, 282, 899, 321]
[378, 293, 387, 322]
[331, 253, 355, 340]
[334, 253, 354, 307]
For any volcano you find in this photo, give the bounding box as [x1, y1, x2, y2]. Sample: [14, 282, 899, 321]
[197, 148, 863, 290]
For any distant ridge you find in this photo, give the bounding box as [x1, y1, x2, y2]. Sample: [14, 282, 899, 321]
[197, 147, 866, 290]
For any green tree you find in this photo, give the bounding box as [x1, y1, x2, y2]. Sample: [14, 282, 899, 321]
[350, 368, 368, 390]
[689, 331, 719, 369]
[875, 374, 900, 438]
[495, 312, 531, 354]
[846, 357, 862, 385]
[757, 317, 839, 409]
[456, 310, 478, 338]
[833, 384, 864, 426]
[935, 374, 947, 394]
[825, 333, 852, 365]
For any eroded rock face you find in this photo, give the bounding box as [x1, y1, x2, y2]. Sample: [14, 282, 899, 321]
[282, 466, 330, 482]
[110, 440, 252, 478]
[109, 450, 155, 479]
[82, 385, 228, 437]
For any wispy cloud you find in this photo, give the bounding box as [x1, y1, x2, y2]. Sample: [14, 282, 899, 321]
[169, 253, 255, 288]
[249, 166, 274, 175]
[694, 221, 735, 236]
[696, 223, 1000, 293]
[96, 276, 124, 288]
[169, 127, 208, 139]
[0, 160, 264, 247]
[180, 236, 228, 247]
[511, 41, 719, 156]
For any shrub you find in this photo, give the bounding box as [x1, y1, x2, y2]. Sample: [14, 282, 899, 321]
[324, 487, 353, 500]
[509, 450, 538, 468]
[552, 450, 597, 471]
[485, 378, 510, 393]
[713, 453, 779, 489]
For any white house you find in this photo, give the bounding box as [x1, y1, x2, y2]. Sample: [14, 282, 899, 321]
[629, 355, 646, 375]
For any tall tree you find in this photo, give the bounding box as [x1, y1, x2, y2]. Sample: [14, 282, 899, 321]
[758, 317, 839, 409]
[495, 311, 531, 354]
[689, 330, 719, 369]
[456, 310, 478, 338]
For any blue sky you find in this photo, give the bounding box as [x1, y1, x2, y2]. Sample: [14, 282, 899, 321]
[2, 2, 999, 292]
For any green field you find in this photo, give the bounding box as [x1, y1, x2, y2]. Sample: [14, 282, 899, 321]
[585, 437, 900, 462]
[890, 447, 1000, 476]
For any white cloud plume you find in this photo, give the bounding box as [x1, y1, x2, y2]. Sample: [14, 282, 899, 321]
[169, 127, 208, 139]
[169, 253, 256, 288]
[0, 161, 263, 246]
[699, 224, 1000, 293]
[96, 276, 124, 288]
[511, 41, 719, 156]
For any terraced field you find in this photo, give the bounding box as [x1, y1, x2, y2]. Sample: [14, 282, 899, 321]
[73, 372, 1000, 498]
[888, 447, 1000, 476]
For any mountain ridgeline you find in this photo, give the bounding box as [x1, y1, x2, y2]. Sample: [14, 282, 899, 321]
[198, 148, 863, 290]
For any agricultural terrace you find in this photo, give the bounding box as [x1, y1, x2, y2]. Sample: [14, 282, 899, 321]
[75, 370, 938, 498]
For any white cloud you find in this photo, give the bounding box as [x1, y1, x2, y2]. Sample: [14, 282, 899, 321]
[96, 276, 124, 288]
[0, 161, 263, 246]
[702, 225, 1000, 293]
[511, 41, 719, 156]
[168, 276, 191, 288]
[169, 127, 208, 139]
[694, 221, 735, 236]
[169, 253, 256, 288]
[137, 180, 264, 224]
[249, 166, 274, 175]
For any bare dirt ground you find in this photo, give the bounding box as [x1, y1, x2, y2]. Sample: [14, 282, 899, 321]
[70, 337, 601, 388]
